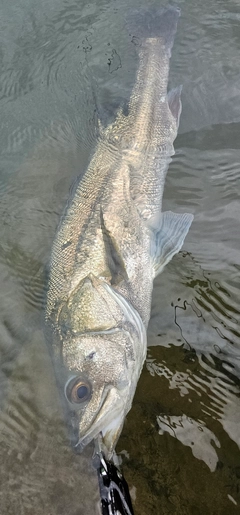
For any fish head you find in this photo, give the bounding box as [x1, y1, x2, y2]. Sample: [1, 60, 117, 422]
[54, 278, 146, 456]
[62, 329, 141, 457]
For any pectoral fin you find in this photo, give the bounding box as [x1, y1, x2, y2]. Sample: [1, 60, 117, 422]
[152, 211, 193, 277]
[167, 86, 182, 127]
[100, 208, 128, 286]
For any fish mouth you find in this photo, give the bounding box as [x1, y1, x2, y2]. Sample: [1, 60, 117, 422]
[75, 386, 125, 456]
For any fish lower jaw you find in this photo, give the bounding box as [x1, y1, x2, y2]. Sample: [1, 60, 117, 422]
[77, 409, 125, 458]
[76, 390, 126, 456]
[100, 411, 125, 457]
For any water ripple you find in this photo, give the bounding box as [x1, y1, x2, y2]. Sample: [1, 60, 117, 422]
[148, 250, 240, 470]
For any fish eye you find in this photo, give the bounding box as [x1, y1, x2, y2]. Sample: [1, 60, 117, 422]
[65, 376, 92, 404]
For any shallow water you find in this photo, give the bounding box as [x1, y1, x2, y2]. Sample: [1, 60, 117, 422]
[1, 0, 240, 513]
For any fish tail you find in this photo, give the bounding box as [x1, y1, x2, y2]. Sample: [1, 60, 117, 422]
[126, 5, 180, 55]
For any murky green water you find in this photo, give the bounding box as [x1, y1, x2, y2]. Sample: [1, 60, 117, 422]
[1, 0, 240, 513]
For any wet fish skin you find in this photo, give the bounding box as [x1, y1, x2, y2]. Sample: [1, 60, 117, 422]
[46, 6, 193, 457]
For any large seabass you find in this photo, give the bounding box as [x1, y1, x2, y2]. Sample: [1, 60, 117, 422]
[46, 6, 193, 457]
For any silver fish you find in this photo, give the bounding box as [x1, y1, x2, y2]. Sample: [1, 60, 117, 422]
[46, 6, 193, 458]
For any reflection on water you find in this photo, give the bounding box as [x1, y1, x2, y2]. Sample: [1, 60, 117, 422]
[157, 414, 220, 472]
[1, 0, 240, 513]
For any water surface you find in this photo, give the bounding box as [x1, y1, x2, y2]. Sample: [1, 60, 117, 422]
[1, 0, 240, 513]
